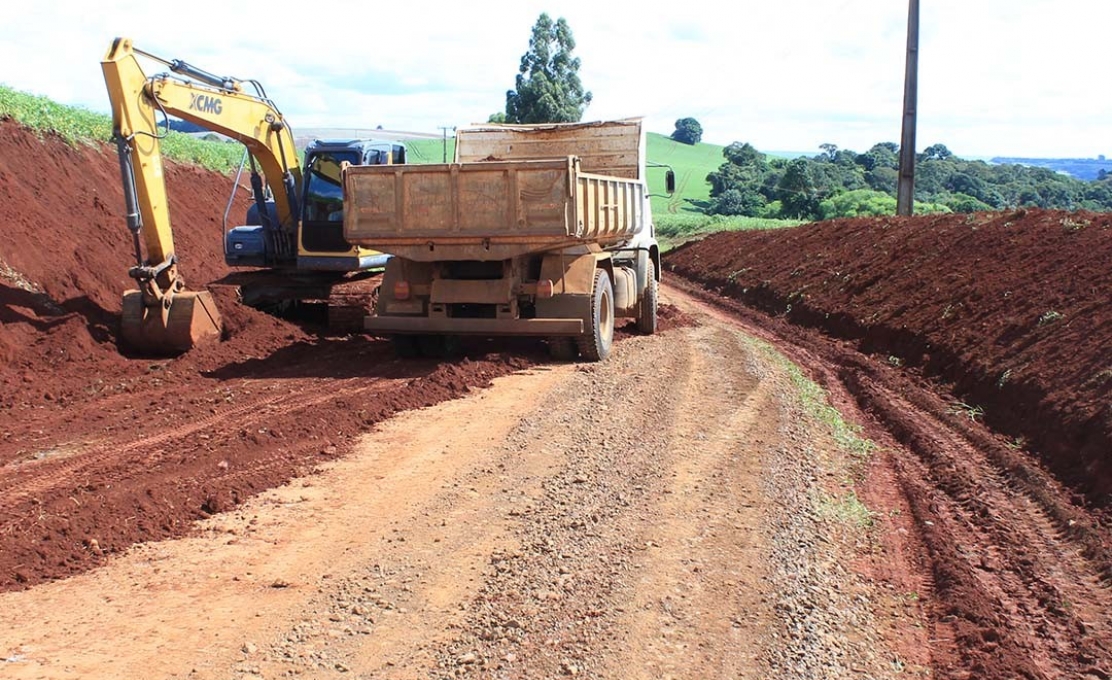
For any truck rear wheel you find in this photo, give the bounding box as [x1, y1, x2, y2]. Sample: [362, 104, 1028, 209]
[391, 334, 421, 358]
[548, 337, 579, 361]
[637, 258, 658, 335]
[417, 334, 458, 359]
[577, 268, 614, 362]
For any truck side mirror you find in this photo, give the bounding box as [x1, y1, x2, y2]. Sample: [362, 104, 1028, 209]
[665, 170, 676, 195]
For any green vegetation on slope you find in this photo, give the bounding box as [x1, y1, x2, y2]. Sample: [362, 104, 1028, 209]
[704, 141, 1112, 219]
[404, 137, 455, 164]
[0, 85, 245, 173]
[655, 213, 802, 252]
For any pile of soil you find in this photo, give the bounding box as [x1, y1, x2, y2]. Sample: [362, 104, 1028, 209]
[665, 210, 1112, 505]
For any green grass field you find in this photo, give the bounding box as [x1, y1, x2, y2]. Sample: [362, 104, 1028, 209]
[0, 85, 244, 173]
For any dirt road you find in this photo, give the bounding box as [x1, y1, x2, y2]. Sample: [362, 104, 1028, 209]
[0, 288, 906, 679]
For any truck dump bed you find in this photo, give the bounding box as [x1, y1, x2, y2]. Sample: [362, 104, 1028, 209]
[343, 119, 647, 262]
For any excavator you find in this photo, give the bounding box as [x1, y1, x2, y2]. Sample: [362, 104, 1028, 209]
[101, 38, 402, 353]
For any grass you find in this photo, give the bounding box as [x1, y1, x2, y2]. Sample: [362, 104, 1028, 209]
[1037, 310, 1063, 326]
[656, 213, 803, 251]
[745, 336, 877, 462]
[1, 84, 248, 173]
[645, 132, 727, 216]
[404, 137, 455, 164]
[819, 490, 875, 528]
[741, 335, 879, 536]
[946, 401, 985, 422]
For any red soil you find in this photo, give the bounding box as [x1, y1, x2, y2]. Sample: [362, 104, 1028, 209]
[665, 213, 1112, 679]
[666, 211, 1112, 504]
[0, 119, 682, 591]
[0, 120, 537, 590]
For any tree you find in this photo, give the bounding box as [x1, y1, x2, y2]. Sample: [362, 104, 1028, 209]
[503, 13, 592, 124]
[778, 158, 820, 219]
[723, 142, 764, 167]
[920, 143, 954, 161]
[671, 117, 703, 145]
[709, 188, 767, 216]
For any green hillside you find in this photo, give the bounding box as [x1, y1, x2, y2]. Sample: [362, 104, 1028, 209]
[0, 84, 244, 172]
[404, 137, 455, 163]
[645, 132, 723, 215]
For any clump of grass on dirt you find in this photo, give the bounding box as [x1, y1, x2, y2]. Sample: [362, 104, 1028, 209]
[742, 336, 878, 530]
[0, 84, 243, 173]
[818, 490, 874, 528]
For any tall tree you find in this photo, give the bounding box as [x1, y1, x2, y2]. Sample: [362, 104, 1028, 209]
[503, 14, 592, 124]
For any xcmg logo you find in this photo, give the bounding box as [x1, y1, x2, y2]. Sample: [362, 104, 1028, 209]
[189, 94, 223, 115]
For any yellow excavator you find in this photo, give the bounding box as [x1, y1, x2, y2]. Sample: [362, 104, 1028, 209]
[101, 38, 401, 353]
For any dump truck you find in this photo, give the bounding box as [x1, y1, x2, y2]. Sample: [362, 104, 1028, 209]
[342, 118, 673, 361]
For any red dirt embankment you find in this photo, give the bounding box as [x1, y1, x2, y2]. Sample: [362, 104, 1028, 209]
[666, 211, 1112, 505]
[0, 120, 535, 590]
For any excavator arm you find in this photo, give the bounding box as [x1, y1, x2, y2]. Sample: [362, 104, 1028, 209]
[101, 37, 302, 353]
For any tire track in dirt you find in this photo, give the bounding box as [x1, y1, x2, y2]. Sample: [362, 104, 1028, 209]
[848, 370, 1112, 678]
[0, 382, 346, 495]
[665, 275, 1112, 679]
[0, 378, 396, 504]
[0, 349, 536, 591]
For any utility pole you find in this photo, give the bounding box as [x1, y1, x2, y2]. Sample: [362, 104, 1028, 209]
[897, 0, 920, 216]
[438, 126, 456, 163]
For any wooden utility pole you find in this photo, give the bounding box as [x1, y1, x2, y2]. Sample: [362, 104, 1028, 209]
[897, 0, 920, 216]
[438, 126, 456, 163]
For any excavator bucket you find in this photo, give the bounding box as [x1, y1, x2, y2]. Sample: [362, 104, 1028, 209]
[120, 289, 223, 354]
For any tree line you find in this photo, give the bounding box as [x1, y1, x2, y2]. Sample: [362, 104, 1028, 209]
[703, 141, 1112, 220]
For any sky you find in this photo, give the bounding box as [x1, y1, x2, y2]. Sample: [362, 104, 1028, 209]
[1, 0, 1108, 159]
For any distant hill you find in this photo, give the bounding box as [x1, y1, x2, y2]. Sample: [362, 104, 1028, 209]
[991, 156, 1112, 181]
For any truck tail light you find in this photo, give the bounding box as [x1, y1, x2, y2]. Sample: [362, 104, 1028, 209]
[536, 279, 555, 298]
[393, 281, 411, 301]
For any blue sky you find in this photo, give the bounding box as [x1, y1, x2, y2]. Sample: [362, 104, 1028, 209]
[2, 0, 1108, 158]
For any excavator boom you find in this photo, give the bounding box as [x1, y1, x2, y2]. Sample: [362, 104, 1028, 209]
[101, 37, 303, 354]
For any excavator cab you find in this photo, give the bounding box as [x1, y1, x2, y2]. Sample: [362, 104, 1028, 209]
[294, 140, 400, 271]
[228, 140, 402, 270]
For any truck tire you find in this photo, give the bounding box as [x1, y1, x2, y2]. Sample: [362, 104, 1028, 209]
[576, 268, 614, 362]
[548, 337, 579, 361]
[418, 334, 458, 359]
[637, 258, 658, 335]
[391, 334, 421, 358]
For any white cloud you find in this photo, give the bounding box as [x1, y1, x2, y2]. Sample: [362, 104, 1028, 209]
[2, 0, 1109, 158]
